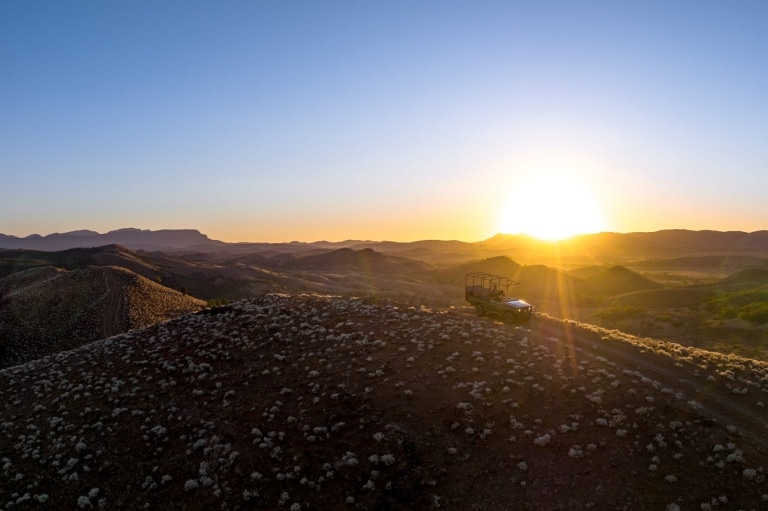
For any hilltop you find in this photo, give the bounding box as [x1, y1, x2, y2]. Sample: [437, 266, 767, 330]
[581, 265, 662, 296]
[1, 294, 767, 509]
[0, 265, 205, 368]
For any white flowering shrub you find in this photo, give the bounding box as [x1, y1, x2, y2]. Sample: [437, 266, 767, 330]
[0, 293, 767, 509]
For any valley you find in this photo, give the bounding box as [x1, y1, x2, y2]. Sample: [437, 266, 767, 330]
[3, 229, 768, 363]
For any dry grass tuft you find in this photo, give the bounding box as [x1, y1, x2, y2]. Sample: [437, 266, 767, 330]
[1, 294, 767, 509]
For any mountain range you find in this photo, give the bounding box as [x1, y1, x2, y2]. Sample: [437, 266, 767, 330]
[3, 229, 768, 507]
[0, 228, 224, 252]
[4, 228, 768, 364]
[4, 228, 768, 265]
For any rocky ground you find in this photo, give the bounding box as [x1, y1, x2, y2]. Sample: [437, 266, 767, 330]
[1, 294, 767, 510]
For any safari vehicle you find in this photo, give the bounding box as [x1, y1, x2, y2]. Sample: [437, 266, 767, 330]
[465, 272, 535, 323]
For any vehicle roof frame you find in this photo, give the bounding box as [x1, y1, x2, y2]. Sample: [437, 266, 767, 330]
[465, 272, 521, 294]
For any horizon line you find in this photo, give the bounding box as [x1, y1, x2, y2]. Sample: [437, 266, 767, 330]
[2, 227, 768, 246]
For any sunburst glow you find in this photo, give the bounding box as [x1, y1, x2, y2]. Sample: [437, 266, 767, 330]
[498, 171, 605, 240]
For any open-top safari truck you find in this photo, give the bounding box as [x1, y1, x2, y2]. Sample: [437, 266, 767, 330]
[465, 272, 535, 323]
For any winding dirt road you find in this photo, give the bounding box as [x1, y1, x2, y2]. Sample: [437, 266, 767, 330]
[530, 315, 768, 455]
[101, 269, 123, 339]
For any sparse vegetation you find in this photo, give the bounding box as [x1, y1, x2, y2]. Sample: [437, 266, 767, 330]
[1, 293, 767, 509]
[0, 266, 205, 368]
[593, 304, 646, 323]
[205, 297, 230, 308]
[6, 242, 768, 362]
[738, 302, 768, 325]
[706, 287, 768, 325]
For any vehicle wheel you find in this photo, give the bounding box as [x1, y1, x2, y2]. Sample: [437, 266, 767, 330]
[504, 312, 515, 324]
[475, 305, 484, 317]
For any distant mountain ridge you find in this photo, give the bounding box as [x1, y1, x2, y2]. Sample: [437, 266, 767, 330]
[3, 228, 768, 265]
[0, 228, 224, 252]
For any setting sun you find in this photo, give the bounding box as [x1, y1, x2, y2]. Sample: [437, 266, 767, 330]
[498, 171, 605, 240]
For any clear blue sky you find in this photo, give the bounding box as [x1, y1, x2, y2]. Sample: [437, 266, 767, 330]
[2, 1, 767, 242]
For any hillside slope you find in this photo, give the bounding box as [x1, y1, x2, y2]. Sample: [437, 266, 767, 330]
[708, 268, 768, 292]
[0, 245, 276, 302]
[1, 294, 766, 509]
[283, 247, 432, 274]
[582, 265, 662, 296]
[0, 245, 160, 279]
[0, 266, 205, 368]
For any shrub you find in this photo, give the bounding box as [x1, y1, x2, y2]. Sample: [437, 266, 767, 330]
[737, 302, 768, 325]
[594, 305, 645, 323]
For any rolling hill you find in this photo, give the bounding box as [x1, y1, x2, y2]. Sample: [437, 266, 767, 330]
[1, 294, 767, 509]
[277, 247, 432, 274]
[628, 255, 768, 271]
[432, 255, 524, 284]
[0, 245, 164, 280]
[0, 265, 205, 368]
[5, 228, 768, 266]
[567, 265, 608, 279]
[0, 245, 282, 302]
[436, 258, 664, 308]
[0, 245, 438, 302]
[613, 268, 768, 311]
[581, 265, 663, 296]
[708, 268, 768, 292]
[612, 287, 716, 310]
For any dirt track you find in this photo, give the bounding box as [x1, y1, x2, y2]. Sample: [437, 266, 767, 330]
[530, 315, 768, 455]
[100, 268, 123, 339]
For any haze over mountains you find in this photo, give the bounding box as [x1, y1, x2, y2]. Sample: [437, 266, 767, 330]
[4, 228, 768, 317]
[4, 227, 768, 364]
[0, 228, 225, 252]
[4, 228, 768, 265]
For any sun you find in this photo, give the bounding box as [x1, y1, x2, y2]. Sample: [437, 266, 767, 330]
[498, 171, 605, 240]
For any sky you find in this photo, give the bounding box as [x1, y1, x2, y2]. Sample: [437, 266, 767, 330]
[2, 1, 767, 243]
